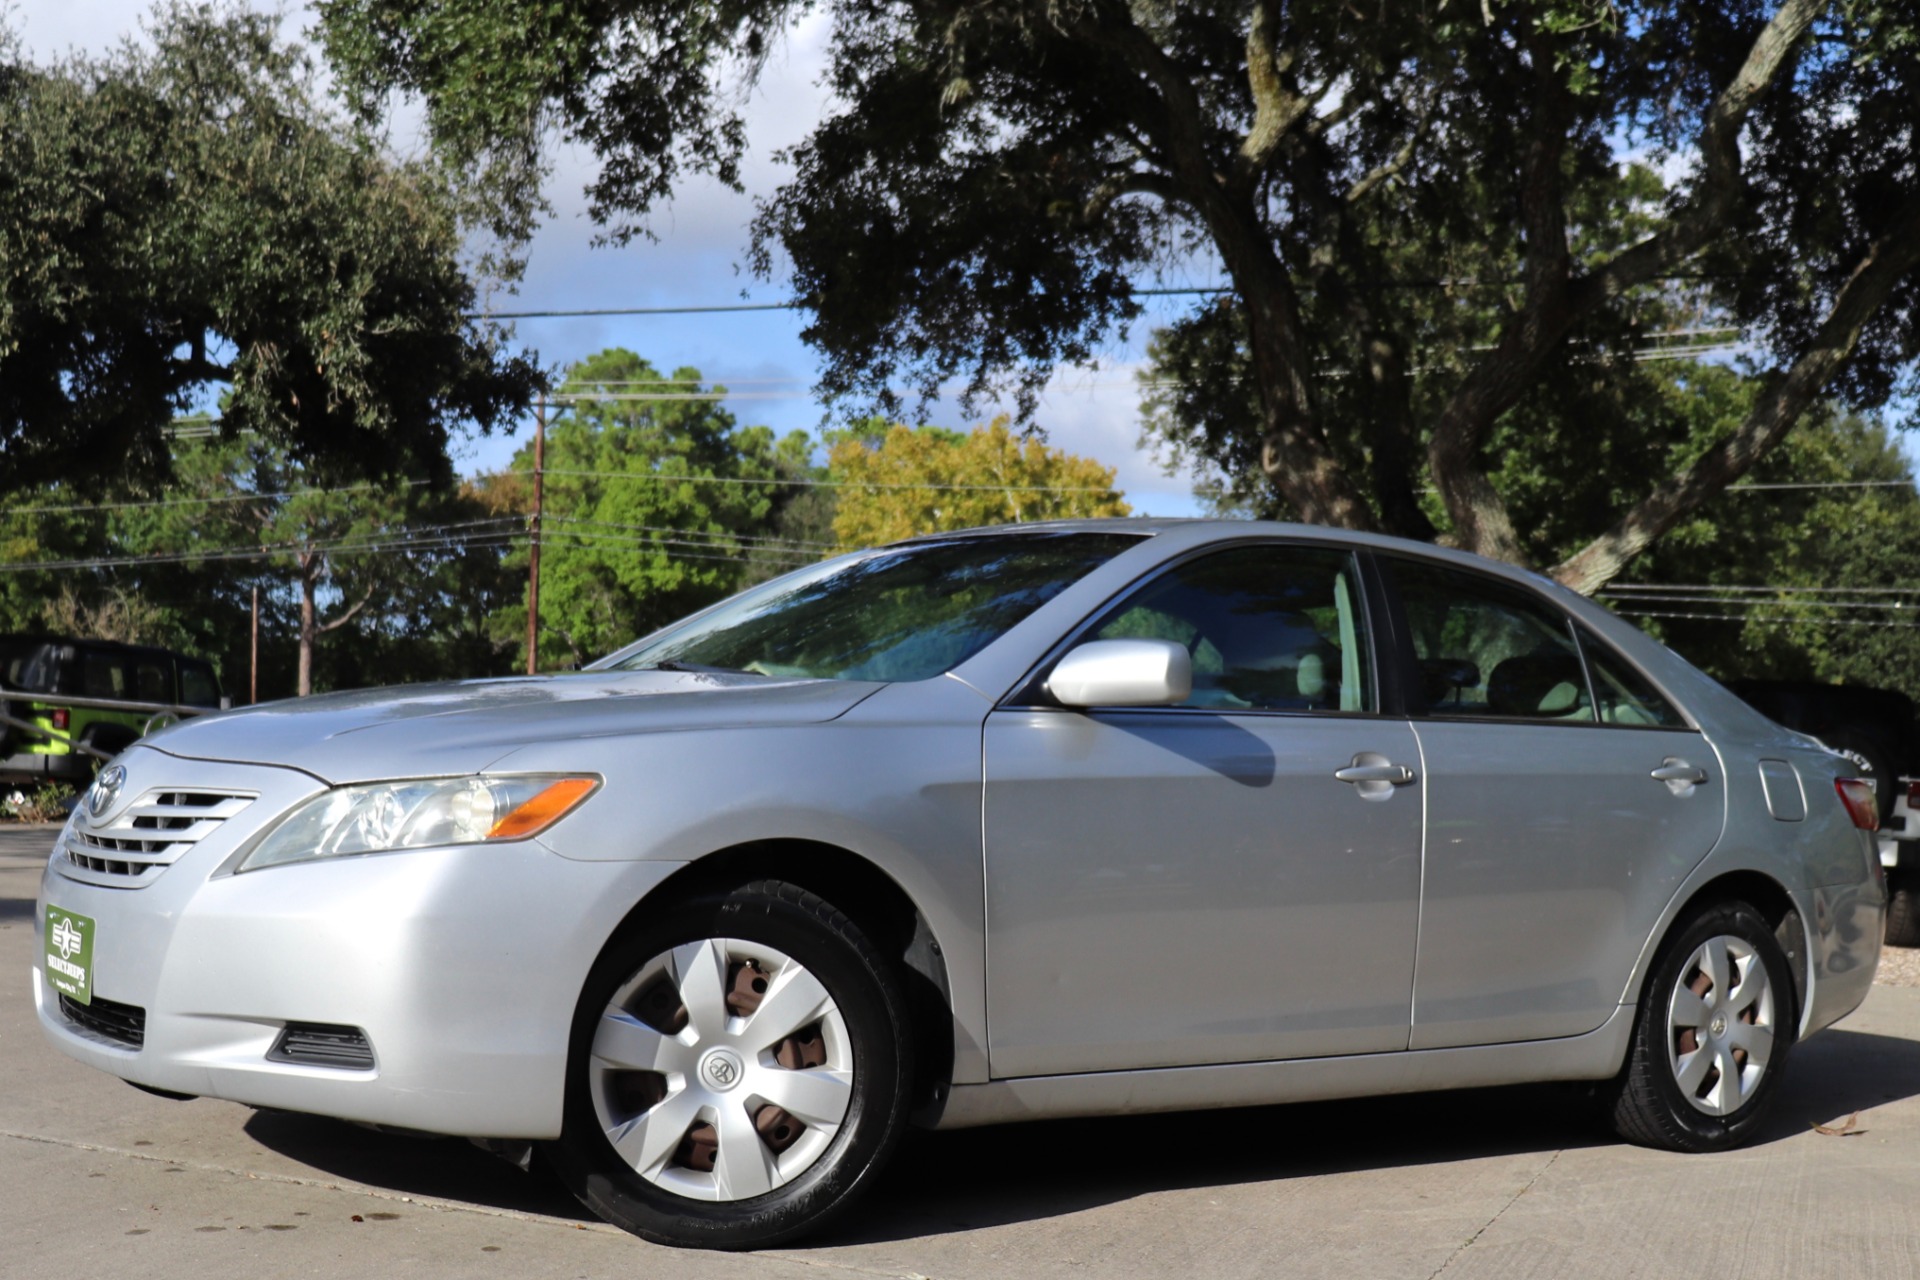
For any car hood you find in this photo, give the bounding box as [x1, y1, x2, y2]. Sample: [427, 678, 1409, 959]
[141, 671, 885, 784]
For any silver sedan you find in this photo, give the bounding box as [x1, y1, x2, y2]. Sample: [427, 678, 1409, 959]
[34, 521, 1884, 1249]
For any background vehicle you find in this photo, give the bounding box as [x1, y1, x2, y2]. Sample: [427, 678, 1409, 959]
[1725, 679, 1920, 945]
[0, 635, 225, 784]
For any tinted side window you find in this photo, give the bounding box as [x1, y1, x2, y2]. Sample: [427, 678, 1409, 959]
[82, 651, 127, 699]
[1390, 561, 1593, 722]
[179, 663, 222, 708]
[133, 659, 171, 703]
[1579, 630, 1687, 727]
[1087, 545, 1373, 713]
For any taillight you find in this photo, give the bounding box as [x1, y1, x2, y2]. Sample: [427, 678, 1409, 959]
[50, 708, 69, 731]
[1908, 778, 1920, 808]
[1836, 778, 1879, 831]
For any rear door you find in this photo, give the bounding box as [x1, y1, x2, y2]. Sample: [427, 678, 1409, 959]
[983, 541, 1425, 1077]
[1381, 558, 1726, 1050]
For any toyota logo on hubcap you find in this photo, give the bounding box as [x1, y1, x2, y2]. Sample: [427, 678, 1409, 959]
[86, 765, 127, 822]
[700, 1048, 745, 1092]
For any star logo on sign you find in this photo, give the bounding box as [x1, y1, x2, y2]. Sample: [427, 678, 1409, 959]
[52, 917, 83, 960]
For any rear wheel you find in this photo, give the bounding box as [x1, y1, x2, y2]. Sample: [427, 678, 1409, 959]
[545, 880, 913, 1250]
[1886, 864, 1920, 948]
[1608, 900, 1796, 1152]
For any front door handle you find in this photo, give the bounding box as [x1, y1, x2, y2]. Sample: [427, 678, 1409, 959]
[1336, 753, 1417, 801]
[1651, 758, 1708, 795]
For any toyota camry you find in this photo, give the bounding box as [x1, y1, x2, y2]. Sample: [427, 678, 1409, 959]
[35, 520, 1884, 1249]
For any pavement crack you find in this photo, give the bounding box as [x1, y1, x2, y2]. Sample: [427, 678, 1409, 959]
[1426, 1148, 1562, 1278]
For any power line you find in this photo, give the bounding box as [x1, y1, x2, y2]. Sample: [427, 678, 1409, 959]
[544, 515, 838, 552]
[1613, 608, 1920, 630]
[1608, 582, 1920, 595]
[468, 280, 1761, 322]
[529, 468, 1121, 494]
[0, 479, 438, 519]
[1601, 592, 1917, 611]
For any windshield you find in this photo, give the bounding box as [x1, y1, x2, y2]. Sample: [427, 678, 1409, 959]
[607, 531, 1143, 683]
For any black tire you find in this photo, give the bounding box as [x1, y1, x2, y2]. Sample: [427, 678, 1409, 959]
[1886, 864, 1920, 949]
[1608, 900, 1797, 1152]
[544, 879, 913, 1250]
[1821, 726, 1897, 826]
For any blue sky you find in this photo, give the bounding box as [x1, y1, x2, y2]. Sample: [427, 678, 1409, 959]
[12, 2, 1216, 516]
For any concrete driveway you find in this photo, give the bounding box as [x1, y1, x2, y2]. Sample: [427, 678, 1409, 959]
[6, 823, 1920, 1279]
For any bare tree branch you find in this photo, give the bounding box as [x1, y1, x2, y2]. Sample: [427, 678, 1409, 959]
[1423, 0, 1822, 565]
[1236, 0, 1312, 183]
[1554, 195, 1920, 594]
[317, 585, 376, 634]
[1344, 85, 1437, 204]
[1586, 0, 1823, 299]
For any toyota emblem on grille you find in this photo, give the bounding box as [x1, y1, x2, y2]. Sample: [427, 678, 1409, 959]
[86, 765, 127, 822]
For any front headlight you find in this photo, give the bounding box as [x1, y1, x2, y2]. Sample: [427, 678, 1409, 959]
[237, 775, 599, 872]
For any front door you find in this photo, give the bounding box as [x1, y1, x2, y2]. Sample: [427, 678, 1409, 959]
[983, 543, 1425, 1078]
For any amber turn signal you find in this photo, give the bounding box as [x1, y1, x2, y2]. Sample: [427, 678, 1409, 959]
[488, 776, 599, 840]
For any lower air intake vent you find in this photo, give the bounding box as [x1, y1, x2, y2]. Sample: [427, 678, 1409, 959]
[268, 1023, 376, 1070]
[59, 993, 146, 1048]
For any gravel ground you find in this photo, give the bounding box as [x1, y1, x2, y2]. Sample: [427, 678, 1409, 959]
[1877, 945, 1920, 986]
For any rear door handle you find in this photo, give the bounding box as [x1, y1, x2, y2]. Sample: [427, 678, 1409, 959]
[1335, 763, 1417, 785]
[1651, 758, 1708, 794]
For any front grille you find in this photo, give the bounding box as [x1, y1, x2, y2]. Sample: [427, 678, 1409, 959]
[269, 1023, 376, 1071]
[65, 788, 256, 887]
[59, 993, 145, 1048]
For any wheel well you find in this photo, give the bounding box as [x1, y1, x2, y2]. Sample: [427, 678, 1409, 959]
[619, 841, 956, 1117]
[1662, 870, 1808, 1018]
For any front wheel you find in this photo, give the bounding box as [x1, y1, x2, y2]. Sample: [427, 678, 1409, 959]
[1607, 900, 1796, 1152]
[544, 880, 913, 1250]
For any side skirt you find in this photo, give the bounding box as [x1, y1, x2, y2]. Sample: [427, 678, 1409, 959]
[933, 1004, 1635, 1130]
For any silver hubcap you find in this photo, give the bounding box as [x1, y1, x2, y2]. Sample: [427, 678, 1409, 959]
[588, 937, 853, 1202]
[1667, 934, 1776, 1117]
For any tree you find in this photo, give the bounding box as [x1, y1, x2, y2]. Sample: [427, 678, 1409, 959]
[0, 3, 537, 498]
[318, 0, 1920, 592]
[474, 349, 818, 668]
[827, 419, 1130, 549]
[0, 430, 525, 700]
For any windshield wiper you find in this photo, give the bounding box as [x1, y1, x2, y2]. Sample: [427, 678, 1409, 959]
[637, 660, 755, 675]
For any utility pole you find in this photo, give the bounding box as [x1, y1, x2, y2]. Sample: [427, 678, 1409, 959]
[526, 392, 546, 676]
[249, 585, 259, 704]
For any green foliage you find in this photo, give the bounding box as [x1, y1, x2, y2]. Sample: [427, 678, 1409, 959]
[1624, 407, 1920, 694]
[0, 3, 537, 498]
[826, 418, 1129, 550]
[476, 348, 819, 667]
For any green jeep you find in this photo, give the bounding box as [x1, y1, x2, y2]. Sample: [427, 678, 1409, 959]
[0, 635, 225, 784]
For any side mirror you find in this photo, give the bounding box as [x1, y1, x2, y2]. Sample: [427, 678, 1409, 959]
[1047, 639, 1192, 708]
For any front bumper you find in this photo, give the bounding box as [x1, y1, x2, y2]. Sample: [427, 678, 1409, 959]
[35, 753, 682, 1139]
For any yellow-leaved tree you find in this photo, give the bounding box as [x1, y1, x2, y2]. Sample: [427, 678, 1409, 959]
[828, 419, 1129, 550]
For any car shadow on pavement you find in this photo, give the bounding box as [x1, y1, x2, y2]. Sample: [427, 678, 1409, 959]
[833, 1081, 1608, 1244]
[830, 1025, 1920, 1245]
[239, 1110, 596, 1222]
[0, 897, 38, 922]
[231, 1024, 1920, 1244]
[1754, 1027, 1920, 1140]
